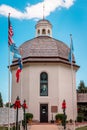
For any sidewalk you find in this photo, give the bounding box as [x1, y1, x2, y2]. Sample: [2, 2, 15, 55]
[27, 122, 87, 130]
[28, 124, 58, 130]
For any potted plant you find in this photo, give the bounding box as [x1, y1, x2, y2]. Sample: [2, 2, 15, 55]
[55, 114, 63, 124]
[25, 113, 33, 124]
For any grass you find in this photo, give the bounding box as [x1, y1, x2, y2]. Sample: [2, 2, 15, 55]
[0, 125, 20, 130]
[76, 126, 87, 130]
[0, 127, 8, 130]
[0, 126, 16, 130]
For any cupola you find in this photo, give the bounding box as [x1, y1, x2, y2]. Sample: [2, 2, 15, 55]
[35, 19, 52, 37]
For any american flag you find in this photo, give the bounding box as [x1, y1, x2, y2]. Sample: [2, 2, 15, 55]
[8, 14, 14, 45]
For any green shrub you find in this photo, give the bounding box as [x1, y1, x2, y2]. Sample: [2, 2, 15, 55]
[77, 115, 83, 122]
[55, 113, 64, 120]
[55, 113, 67, 126]
[25, 113, 33, 122]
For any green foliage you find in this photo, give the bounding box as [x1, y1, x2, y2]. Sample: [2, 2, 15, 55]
[55, 113, 67, 127]
[76, 126, 87, 130]
[22, 120, 26, 127]
[12, 126, 16, 130]
[0, 127, 8, 130]
[77, 81, 87, 93]
[25, 113, 33, 122]
[0, 125, 19, 130]
[0, 92, 3, 107]
[55, 113, 67, 120]
[77, 115, 83, 122]
[77, 81, 87, 121]
[77, 104, 87, 121]
[5, 102, 11, 107]
[55, 113, 64, 120]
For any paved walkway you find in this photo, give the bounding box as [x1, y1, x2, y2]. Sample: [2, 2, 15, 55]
[28, 124, 59, 130]
[27, 122, 87, 130]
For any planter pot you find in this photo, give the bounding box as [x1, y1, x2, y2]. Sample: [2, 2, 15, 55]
[28, 119, 32, 125]
[56, 119, 62, 125]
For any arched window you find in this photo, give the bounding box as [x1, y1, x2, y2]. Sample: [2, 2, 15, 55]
[42, 29, 46, 34]
[48, 29, 50, 35]
[38, 29, 40, 35]
[40, 72, 48, 96]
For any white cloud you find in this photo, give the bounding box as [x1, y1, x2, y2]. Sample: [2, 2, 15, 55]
[0, 0, 75, 20]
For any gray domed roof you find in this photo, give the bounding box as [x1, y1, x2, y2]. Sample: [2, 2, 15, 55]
[11, 35, 80, 70]
[11, 19, 79, 69]
[19, 36, 75, 63]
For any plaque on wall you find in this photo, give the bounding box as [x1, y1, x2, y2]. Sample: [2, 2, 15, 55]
[51, 106, 58, 113]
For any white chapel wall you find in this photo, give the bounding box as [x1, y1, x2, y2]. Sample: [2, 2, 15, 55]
[11, 63, 77, 121]
[58, 64, 77, 120]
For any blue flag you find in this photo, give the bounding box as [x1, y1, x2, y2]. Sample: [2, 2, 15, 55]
[10, 43, 21, 58]
[18, 58, 23, 70]
[68, 35, 74, 62]
[13, 53, 21, 59]
[10, 43, 19, 54]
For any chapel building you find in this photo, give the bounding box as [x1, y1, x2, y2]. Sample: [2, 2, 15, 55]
[11, 19, 79, 122]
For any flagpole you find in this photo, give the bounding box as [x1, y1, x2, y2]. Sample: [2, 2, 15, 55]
[19, 48, 23, 104]
[43, 2, 45, 20]
[20, 58, 23, 103]
[70, 34, 75, 130]
[8, 13, 11, 130]
[20, 59, 23, 130]
[20, 68, 23, 103]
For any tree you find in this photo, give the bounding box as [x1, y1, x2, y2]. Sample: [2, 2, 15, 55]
[77, 81, 87, 121]
[78, 81, 87, 93]
[0, 92, 3, 107]
[5, 102, 11, 107]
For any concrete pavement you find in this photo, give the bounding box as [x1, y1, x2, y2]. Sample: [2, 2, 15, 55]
[28, 124, 59, 130]
[27, 122, 87, 130]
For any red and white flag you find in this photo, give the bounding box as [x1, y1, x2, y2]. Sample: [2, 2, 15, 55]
[8, 13, 14, 45]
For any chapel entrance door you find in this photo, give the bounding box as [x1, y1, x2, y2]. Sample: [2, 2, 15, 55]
[40, 104, 48, 122]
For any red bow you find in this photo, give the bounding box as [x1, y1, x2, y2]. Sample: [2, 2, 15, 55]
[14, 100, 21, 109]
[62, 101, 66, 109]
[22, 102, 28, 109]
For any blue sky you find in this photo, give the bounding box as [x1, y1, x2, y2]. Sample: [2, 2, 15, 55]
[0, 0, 87, 103]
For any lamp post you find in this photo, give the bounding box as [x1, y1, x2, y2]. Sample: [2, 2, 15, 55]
[22, 100, 28, 130]
[62, 100, 66, 129]
[13, 96, 21, 130]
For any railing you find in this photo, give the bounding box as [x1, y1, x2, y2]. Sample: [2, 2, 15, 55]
[77, 93, 87, 103]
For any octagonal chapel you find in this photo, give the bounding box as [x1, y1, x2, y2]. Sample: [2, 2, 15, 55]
[11, 19, 79, 122]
